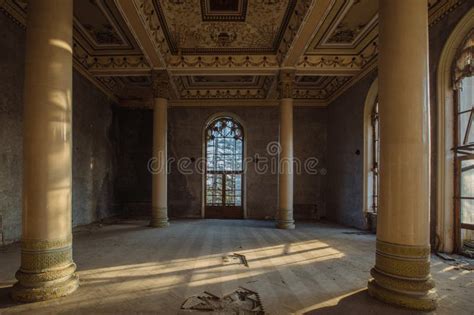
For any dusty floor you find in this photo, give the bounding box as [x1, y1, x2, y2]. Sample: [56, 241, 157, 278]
[0, 219, 472, 314]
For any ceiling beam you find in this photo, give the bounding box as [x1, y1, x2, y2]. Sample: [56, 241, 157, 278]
[282, 0, 336, 67]
[115, 0, 165, 68]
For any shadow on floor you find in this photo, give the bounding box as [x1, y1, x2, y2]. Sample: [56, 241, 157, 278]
[0, 286, 18, 309]
[303, 289, 422, 315]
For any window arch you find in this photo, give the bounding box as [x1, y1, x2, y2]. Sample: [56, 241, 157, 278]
[437, 8, 474, 253]
[452, 30, 474, 252]
[363, 78, 379, 230]
[203, 115, 245, 219]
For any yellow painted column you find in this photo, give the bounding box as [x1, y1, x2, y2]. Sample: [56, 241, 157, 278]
[150, 71, 169, 227]
[12, 0, 79, 302]
[368, 0, 437, 310]
[277, 70, 295, 229]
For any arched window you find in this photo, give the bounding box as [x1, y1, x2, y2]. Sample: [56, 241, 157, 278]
[370, 101, 380, 214]
[453, 30, 474, 252]
[363, 78, 378, 230]
[204, 116, 244, 219]
[437, 9, 473, 253]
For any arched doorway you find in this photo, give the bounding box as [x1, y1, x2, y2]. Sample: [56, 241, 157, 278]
[204, 115, 244, 219]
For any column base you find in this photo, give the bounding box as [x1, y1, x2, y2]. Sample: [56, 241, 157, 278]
[150, 207, 169, 228]
[150, 218, 170, 228]
[368, 240, 438, 311]
[12, 237, 79, 302]
[368, 278, 437, 311]
[276, 220, 295, 230]
[11, 267, 79, 303]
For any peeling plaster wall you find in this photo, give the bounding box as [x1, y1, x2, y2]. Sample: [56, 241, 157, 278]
[0, 13, 118, 243]
[0, 12, 24, 243]
[115, 106, 328, 220]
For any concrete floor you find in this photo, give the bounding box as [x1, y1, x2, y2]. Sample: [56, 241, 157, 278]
[0, 219, 472, 314]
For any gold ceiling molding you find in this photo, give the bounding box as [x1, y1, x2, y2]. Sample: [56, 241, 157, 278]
[120, 98, 327, 108]
[0, 0, 468, 105]
[293, 76, 351, 99]
[179, 89, 267, 99]
[74, 43, 150, 75]
[173, 75, 274, 100]
[296, 39, 377, 74]
[168, 55, 280, 70]
[306, 0, 378, 56]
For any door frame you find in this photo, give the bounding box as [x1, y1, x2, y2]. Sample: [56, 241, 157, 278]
[454, 153, 474, 251]
[201, 112, 247, 219]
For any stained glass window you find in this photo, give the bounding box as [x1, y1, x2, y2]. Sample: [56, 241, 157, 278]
[205, 117, 243, 207]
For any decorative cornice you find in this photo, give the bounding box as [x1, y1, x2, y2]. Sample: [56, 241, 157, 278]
[293, 76, 352, 99]
[74, 44, 150, 74]
[179, 89, 267, 99]
[168, 55, 279, 70]
[297, 40, 378, 73]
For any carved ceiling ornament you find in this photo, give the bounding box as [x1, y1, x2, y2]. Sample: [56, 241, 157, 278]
[278, 69, 296, 99]
[168, 54, 279, 69]
[148, 0, 298, 54]
[453, 29, 474, 89]
[152, 70, 171, 99]
[0, 0, 466, 104]
[297, 40, 378, 72]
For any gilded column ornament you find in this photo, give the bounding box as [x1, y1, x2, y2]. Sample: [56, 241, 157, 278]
[368, 240, 436, 310]
[278, 69, 296, 99]
[152, 70, 171, 100]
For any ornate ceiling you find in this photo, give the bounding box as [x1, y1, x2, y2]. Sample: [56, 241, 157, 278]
[0, 0, 467, 107]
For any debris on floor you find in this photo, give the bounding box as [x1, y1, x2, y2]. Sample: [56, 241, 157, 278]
[222, 253, 249, 267]
[435, 251, 474, 271]
[179, 287, 264, 314]
[462, 240, 474, 258]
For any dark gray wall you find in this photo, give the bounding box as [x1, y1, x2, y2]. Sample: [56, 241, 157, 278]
[326, 1, 473, 235]
[0, 12, 25, 243]
[0, 13, 118, 243]
[115, 106, 328, 220]
[72, 72, 118, 227]
[327, 71, 377, 230]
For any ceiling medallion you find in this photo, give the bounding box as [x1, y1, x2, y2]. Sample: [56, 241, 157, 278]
[210, 29, 237, 47]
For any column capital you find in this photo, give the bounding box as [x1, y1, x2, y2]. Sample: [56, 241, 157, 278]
[278, 68, 296, 99]
[152, 70, 171, 100]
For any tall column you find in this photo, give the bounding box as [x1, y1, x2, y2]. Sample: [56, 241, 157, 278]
[150, 71, 170, 228]
[277, 70, 295, 229]
[368, 0, 437, 311]
[12, 0, 78, 302]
